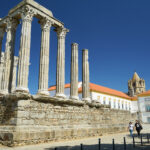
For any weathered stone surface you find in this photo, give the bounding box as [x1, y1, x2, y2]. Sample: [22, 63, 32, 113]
[128, 72, 146, 96]
[16, 6, 34, 93]
[0, 17, 18, 95]
[82, 49, 91, 102]
[0, 27, 5, 62]
[0, 95, 137, 146]
[0, 0, 137, 147]
[37, 18, 53, 96]
[11, 56, 18, 93]
[55, 27, 69, 98]
[70, 43, 79, 100]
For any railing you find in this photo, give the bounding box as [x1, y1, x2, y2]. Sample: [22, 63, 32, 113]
[53, 133, 150, 150]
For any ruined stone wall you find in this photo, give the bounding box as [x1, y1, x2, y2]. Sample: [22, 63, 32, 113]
[0, 96, 137, 146]
[0, 99, 17, 125]
[16, 99, 135, 127]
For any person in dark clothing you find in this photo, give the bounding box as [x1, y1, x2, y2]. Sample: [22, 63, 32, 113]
[135, 120, 143, 137]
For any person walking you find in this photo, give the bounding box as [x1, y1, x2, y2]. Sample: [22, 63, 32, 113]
[128, 122, 134, 137]
[135, 120, 143, 137]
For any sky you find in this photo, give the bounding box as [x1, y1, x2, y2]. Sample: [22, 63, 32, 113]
[0, 0, 150, 94]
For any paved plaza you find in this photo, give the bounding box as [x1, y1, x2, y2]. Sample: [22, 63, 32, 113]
[0, 124, 149, 150]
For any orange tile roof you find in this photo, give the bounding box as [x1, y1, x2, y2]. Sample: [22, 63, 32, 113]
[130, 96, 138, 101]
[49, 82, 134, 100]
[138, 90, 150, 97]
[48, 83, 71, 91]
[78, 83, 132, 99]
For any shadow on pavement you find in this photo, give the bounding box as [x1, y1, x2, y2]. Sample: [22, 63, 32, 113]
[44, 133, 150, 150]
[127, 133, 150, 138]
[44, 143, 150, 150]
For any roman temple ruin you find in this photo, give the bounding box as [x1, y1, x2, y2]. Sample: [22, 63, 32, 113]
[0, 0, 136, 147]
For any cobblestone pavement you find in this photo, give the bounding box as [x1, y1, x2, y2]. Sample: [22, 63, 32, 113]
[0, 124, 150, 150]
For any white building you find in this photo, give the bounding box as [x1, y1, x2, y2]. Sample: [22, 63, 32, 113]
[138, 90, 150, 123]
[48, 82, 138, 113]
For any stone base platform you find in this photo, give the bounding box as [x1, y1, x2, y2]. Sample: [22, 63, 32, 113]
[0, 93, 137, 147]
[0, 126, 127, 147]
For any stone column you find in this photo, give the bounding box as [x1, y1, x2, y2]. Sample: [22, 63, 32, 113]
[11, 56, 18, 92]
[0, 27, 5, 62]
[37, 18, 52, 96]
[0, 18, 18, 94]
[70, 43, 79, 100]
[0, 52, 4, 91]
[55, 27, 69, 98]
[0, 27, 5, 90]
[16, 6, 34, 93]
[82, 49, 91, 102]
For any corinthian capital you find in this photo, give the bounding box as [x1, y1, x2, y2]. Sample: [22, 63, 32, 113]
[20, 5, 35, 23]
[55, 27, 69, 39]
[39, 18, 53, 32]
[5, 17, 19, 32]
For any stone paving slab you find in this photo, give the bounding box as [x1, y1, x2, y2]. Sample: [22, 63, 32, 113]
[0, 124, 150, 150]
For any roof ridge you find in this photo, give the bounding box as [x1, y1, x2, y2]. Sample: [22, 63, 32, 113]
[90, 83, 127, 94]
[49, 82, 134, 100]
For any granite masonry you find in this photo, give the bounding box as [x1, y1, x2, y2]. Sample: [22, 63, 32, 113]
[0, 95, 136, 146]
[0, 0, 137, 147]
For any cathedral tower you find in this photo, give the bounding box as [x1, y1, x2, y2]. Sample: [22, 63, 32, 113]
[128, 72, 146, 97]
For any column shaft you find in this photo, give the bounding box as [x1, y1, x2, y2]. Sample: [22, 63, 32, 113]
[11, 56, 18, 92]
[0, 52, 4, 91]
[55, 28, 69, 98]
[1, 18, 18, 94]
[16, 7, 34, 93]
[38, 19, 52, 95]
[0, 28, 5, 91]
[82, 49, 91, 102]
[70, 43, 79, 100]
[0, 27, 5, 62]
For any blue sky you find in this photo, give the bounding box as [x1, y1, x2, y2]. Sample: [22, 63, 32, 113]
[1, 0, 150, 94]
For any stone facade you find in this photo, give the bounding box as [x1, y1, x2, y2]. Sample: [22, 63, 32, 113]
[0, 95, 137, 146]
[128, 72, 145, 97]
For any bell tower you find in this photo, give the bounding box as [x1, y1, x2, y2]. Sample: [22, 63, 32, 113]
[128, 72, 146, 97]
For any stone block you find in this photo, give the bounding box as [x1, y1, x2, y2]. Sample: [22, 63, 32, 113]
[22, 119, 34, 125]
[0, 97, 137, 146]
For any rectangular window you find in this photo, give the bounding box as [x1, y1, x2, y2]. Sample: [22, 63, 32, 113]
[145, 98, 150, 102]
[114, 102, 116, 108]
[122, 103, 124, 109]
[103, 97, 106, 105]
[109, 100, 111, 106]
[145, 105, 150, 112]
[114, 99, 116, 108]
[147, 117, 150, 123]
[118, 103, 120, 109]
